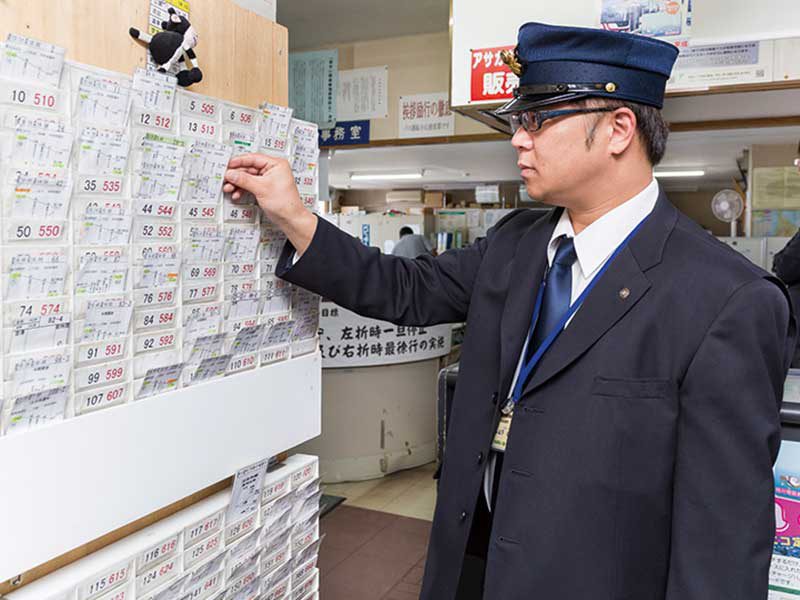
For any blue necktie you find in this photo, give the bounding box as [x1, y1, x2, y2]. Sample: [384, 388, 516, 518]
[528, 236, 577, 359]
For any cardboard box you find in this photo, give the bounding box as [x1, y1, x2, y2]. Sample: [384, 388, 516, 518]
[424, 191, 445, 208]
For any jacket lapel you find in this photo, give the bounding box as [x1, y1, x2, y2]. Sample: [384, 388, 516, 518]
[497, 209, 560, 400]
[523, 190, 679, 397]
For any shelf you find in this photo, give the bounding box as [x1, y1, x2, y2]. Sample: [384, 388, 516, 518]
[0, 352, 321, 581]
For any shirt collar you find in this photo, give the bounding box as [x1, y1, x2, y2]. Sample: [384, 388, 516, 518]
[547, 178, 660, 279]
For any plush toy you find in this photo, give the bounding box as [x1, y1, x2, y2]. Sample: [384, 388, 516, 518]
[129, 8, 203, 87]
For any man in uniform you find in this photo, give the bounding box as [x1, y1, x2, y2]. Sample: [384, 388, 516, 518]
[224, 22, 796, 600]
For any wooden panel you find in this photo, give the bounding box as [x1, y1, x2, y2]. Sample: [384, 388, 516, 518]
[0, 0, 288, 107]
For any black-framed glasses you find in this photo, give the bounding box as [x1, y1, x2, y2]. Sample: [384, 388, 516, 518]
[510, 107, 616, 134]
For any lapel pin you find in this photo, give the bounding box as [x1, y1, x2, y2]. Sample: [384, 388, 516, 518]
[619, 287, 630, 300]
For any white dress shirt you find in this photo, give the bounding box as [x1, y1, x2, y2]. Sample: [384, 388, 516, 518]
[483, 177, 660, 509]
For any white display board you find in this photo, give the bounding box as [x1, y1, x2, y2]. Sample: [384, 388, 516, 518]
[0, 352, 321, 582]
[319, 302, 451, 368]
[398, 92, 455, 138]
[336, 66, 389, 121]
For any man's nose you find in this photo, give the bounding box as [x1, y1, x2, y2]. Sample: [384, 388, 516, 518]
[511, 126, 533, 151]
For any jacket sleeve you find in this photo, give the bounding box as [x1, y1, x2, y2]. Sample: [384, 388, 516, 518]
[773, 230, 800, 284]
[276, 213, 519, 326]
[665, 277, 796, 599]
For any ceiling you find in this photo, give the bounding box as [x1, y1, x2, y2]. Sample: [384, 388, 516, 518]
[278, 0, 450, 50]
[328, 126, 800, 193]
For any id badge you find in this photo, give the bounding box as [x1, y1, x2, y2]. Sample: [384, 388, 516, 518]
[491, 412, 513, 453]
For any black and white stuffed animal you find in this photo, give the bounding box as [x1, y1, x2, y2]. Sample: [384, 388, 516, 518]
[129, 8, 203, 87]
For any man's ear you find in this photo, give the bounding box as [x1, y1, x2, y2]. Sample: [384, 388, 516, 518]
[606, 107, 638, 158]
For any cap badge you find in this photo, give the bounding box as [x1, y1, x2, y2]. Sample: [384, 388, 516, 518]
[500, 48, 525, 77]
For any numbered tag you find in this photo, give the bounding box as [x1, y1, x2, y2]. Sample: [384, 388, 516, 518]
[0, 78, 61, 111]
[227, 352, 257, 374]
[223, 200, 258, 223]
[134, 306, 177, 332]
[225, 513, 257, 545]
[225, 262, 257, 278]
[5, 298, 68, 328]
[180, 117, 218, 140]
[182, 203, 217, 221]
[77, 559, 133, 600]
[94, 581, 133, 600]
[183, 281, 220, 304]
[134, 330, 177, 354]
[74, 381, 130, 415]
[136, 533, 180, 572]
[183, 530, 223, 571]
[76, 339, 127, 365]
[223, 103, 257, 127]
[134, 286, 177, 308]
[184, 508, 225, 546]
[134, 554, 180, 597]
[292, 460, 319, 488]
[132, 243, 178, 263]
[131, 107, 175, 132]
[260, 344, 289, 366]
[183, 263, 221, 282]
[134, 199, 177, 219]
[74, 360, 129, 391]
[225, 278, 258, 299]
[180, 93, 219, 120]
[134, 220, 177, 242]
[262, 474, 291, 505]
[226, 315, 260, 336]
[6, 220, 66, 243]
[78, 175, 124, 195]
[182, 569, 224, 600]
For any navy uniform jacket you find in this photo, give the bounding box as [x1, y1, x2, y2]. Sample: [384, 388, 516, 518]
[277, 191, 796, 600]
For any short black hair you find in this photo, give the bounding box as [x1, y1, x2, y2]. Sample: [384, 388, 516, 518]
[399, 226, 414, 237]
[580, 97, 670, 166]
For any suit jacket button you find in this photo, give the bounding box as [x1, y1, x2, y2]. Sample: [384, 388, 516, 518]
[477, 452, 484, 464]
[460, 511, 468, 521]
[491, 392, 498, 405]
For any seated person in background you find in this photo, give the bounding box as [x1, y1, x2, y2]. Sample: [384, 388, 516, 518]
[391, 226, 434, 258]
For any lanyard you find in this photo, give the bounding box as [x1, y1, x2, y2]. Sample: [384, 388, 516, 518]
[502, 213, 651, 415]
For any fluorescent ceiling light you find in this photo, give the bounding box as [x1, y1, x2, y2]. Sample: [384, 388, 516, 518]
[350, 172, 423, 181]
[653, 170, 706, 178]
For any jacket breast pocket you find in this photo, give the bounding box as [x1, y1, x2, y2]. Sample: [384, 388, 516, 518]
[591, 376, 674, 399]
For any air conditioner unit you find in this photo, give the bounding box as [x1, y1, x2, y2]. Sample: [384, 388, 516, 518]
[386, 190, 424, 203]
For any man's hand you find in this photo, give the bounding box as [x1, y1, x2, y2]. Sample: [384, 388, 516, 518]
[224, 153, 317, 257]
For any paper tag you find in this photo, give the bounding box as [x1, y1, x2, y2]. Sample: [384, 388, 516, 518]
[81, 298, 133, 342]
[225, 226, 260, 263]
[227, 353, 257, 373]
[226, 128, 257, 157]
[80, 207, 132, 245]
[223, 104, 257, 127]
[134, 220, 177, 242]
[132, 243, 178, 262]
[137, 363, 182, 399]
[180, 93, 220, 120]
[6, 220, 66, 242]
[75, 254, 128, 295]
[78, 175, 124, 196]
[0, 78, 61, 111]
[225, 262, 257, 278]
[491, 412, 512, 452]
[183, 281, 220, 304]
[230, 324, 265, 356]
[186, 355, 230, 385]
[223, 200, 258, 223]
[260, 540, 290, 577]
[228, 459, 270, 522]
[180, 568, 224, 600]
[134, 286, 177, 308]
[183, 302, 223, 325]
[76, 339, 127, 365]
[134, 330, 177, 354]
[182, 139, 231, 202]
[260, 345, 289, 365]
[180, 117, 218, 140]
[8, 171, 72, 219]
[181, 203, 217, 221]
[76, 73, 131, 128]
[9, 351, 70, 397]
[4, 248, 68, 300]
[77, 125, 129, 176]
[78, 560, 133, 600]
[259, 103, 293, 153]
[74, 382, 129, 415]
[132, 68, 176, 113]
[131, 107, 175, 132]
[4, 298, 68, 328]
[134, 306, 178, 332]
[133, 348, 180, 379]
[183, 530, 223, 570]
[135, 554, 180, 596]
[133, 199, 177, 220]
[225, 278, 257, 300]
[184, 508, 225, 546]
[94, 581, 133, 600]
[74, 361, 129, 391]
[183, 263, 221, 282]
[9, 313, 70, 353]
[226, 513, 257, 545]
[135, 254, 180, 289]
[261, 476, 290, 508]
